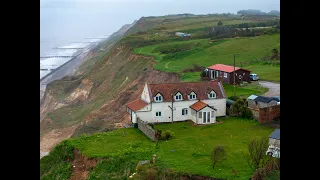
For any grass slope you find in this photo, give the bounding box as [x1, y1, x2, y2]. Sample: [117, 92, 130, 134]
[53, 117, 275, 179]
[244, 64, 280, 82]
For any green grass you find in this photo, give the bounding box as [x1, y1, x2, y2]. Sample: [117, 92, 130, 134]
[40, 141, 74, 180]
[62, 117, 274, 180]
[133, 34, 279, 74]
[70, 128, 155, 158]
[133, 38, 207, 61]
[223, 82, 268, 98]
[180, 72, 202, 82]
[153, 118, 274, 179]
[244, 64, 280, 82]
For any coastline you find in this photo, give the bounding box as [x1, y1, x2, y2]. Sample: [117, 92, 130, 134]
[40, 43, 99, 159]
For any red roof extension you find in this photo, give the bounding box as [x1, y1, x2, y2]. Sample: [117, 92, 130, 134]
[190, 100, 208, 111]
[126, 99, 148, 112]
[207, 64, 251, 73]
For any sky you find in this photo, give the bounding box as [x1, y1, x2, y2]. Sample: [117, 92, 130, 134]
[40, 0, 280, 54]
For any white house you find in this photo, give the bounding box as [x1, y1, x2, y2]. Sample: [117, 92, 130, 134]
[126, 81, 227, 125]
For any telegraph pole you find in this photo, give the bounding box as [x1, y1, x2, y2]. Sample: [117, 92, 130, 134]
[233, 54, 236, 96]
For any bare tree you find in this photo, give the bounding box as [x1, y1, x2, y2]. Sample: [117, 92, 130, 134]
[244, 137, 269, 170]
[211, 145, 226, 169]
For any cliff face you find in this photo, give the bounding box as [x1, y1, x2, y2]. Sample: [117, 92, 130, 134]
[40, 19, 180, 153]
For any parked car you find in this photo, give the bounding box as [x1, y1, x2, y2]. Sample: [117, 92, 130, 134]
[250, 73, 259, 81]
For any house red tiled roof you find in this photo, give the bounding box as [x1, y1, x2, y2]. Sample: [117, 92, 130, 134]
[207, 64, 251, 73]
[126, 99, 148, 112]
[148, 81, 225, 102]
[190, 100, 208, 111]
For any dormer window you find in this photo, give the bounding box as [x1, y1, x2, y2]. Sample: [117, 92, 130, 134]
[188, 91, 197, 100]
[174, 92, 183, 101]
[208, 90, 216, 99]
[154, 93, 163, 102]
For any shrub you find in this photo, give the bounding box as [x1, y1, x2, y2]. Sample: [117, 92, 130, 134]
[157, 130, 175, 140]
[230, 98, 253, 118]
[200, 70, 207, 77]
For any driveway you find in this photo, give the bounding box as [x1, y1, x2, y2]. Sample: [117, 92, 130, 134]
[258, 81, 280, 97]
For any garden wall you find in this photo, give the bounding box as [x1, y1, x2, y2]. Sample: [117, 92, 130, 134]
[137, 118, 158, 141]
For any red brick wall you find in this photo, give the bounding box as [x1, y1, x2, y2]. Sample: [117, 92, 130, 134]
[257, 105, 280, 123]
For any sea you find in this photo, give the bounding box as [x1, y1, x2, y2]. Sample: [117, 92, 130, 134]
[40, 0, 125, 80]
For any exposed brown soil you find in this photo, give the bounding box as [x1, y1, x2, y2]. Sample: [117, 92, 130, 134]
[69, 149, 98, 180]
[40, 45, 180, 157]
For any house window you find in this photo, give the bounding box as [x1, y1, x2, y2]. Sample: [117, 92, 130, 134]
[156, 111, 162, 117]
[211, 111, 214, 118]
[175, 93, 183, 101]
[199, 112, 202, 118]
[155, 95, 162, 102]
[224, 72, 228, 78]
[208, 91, 216, 99]
[188, 92, 196, 100]
[182, 108, 188, 115]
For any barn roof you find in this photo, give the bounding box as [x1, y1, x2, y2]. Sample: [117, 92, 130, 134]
[269, 129, 280, 140]
[207, 64, 251, 73]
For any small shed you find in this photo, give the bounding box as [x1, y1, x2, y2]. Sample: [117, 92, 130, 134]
[248, 95, 278, 109]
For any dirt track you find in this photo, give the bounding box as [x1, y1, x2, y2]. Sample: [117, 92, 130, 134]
[258, 81, 280, 97]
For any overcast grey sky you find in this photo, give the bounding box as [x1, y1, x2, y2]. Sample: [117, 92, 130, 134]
[40, 0, 279, 54]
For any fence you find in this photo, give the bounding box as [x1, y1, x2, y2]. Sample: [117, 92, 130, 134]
[137, 118, 158, 141]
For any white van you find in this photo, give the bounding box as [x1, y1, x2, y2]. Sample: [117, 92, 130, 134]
[250, 74, 259, 81]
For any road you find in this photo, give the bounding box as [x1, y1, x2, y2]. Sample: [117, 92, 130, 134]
[258, 81, 280, 97]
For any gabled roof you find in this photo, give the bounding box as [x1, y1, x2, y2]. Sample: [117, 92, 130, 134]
[254, 96, 276, 103]
[190, 100, 216, 111]
[269, 129, 280, 140]
[207, 64, 251, 73]
[126, 99, 148, 112]
[148, 81, 226, 102]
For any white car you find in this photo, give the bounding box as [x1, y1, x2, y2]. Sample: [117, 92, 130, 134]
[250, 74, 259, 81]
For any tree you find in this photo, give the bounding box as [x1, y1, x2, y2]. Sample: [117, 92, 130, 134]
[217, 20, 223, 26]
[244, 137, 270, 170]
[211, 145, 226, 169]
[230, 98, 252, 118]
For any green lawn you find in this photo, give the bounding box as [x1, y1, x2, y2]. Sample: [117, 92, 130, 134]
[223, 82, 268, 98]
[66, 117, 274, 180]
[154, 118, 274, 179]
[244, 64, 280, 82]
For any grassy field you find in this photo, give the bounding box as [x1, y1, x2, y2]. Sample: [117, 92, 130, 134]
[133, 34, 279, 74]
[244, 64, 280, 82]
[58, 117, 275, 180]
[223, 82, 268, 98]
